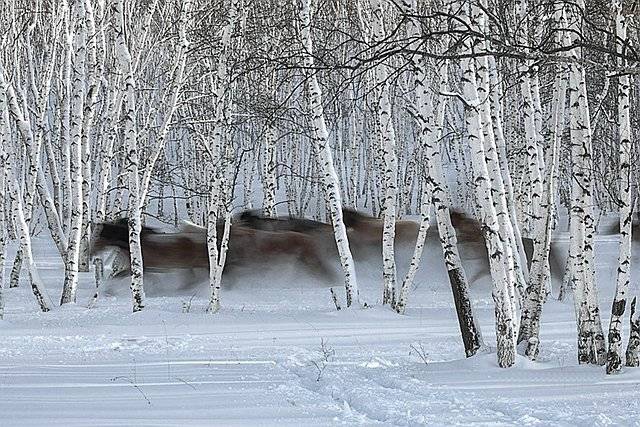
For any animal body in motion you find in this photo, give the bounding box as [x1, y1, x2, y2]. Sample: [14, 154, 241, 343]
[91, 209, 562, 287]
[91, 217, 335, 280]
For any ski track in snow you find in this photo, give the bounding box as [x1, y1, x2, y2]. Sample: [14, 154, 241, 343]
[1, 234, 640, 426]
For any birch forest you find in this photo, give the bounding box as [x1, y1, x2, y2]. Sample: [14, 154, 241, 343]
[2, 0, 640, 380]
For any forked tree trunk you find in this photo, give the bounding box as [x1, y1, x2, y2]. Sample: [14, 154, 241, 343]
[204, 0, 237, 313]
[518, 4, 568, 360]
[459, 0, 517, 368]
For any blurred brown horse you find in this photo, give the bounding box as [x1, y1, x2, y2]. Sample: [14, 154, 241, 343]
[91, 218, 335, 280]
[238, 209, 420, 256]
[448, 210, 564, 283]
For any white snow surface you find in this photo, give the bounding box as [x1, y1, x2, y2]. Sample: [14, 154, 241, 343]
[2, 224, 640, 426]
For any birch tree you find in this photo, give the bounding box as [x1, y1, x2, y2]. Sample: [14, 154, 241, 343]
[60, 0, 87, 305]
[566, 0, 606, 366]
[606, 1, 633, 374]
[201, 0, 238, 314]
[300, 0, 359, 307]
[113, 0, 145, 312]
[369, 0, 398, 306]
[399, 0, 482, 356]
[518, 3, 569, 360]
[0, 74, 52, 312]
[458, 0, 517, 367]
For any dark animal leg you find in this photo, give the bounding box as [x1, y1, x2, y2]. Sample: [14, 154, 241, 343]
[297, 247, 335, 281]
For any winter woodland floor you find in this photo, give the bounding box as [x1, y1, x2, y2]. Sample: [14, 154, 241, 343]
[2, 224, 640, 426]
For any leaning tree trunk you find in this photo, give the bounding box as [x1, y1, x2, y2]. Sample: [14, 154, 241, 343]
[395, 178, 430, 314]
[300, 0, 359, 307]
[402, 0, 482, 356]
[0, 82, 52, 312]
[474, 2, 522, 315]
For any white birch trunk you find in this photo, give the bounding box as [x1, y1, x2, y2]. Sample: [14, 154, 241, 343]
[518, 5, 568, 359]
[207, 184, 232, 314]
[395, 179, 430, 314]
[0, 81, 52, 312]
[202, 0, 238, 312]
[114, 0, 145, 312]
[567, 0, 605, 365]
[459, 1, 517, 368]
[300, 0, 359, 307]
[401, 0, 482, 356]
[473, 4, 522, 313]
[60, 0, 87, 305]
[607, 2, 633, 374]
[78, 0, 100, 273]
[0, 92, 6, 319]
[370, 0, 398, 306]
[262, 121, 277, 217]
[627, 297, 640, 366]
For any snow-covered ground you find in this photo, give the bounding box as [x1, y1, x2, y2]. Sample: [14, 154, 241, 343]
[2, 227, 640, 426]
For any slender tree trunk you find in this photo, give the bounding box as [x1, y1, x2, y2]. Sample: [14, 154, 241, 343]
[459, 1, 517, 368]
[607, 2, 633, 373]
[262, 121, 278, 217]
[566, 0, 605, 365]
[518, 5, 568, 360]
[1, 82, 52, 312]
[60, 0, 87, 305]
[402, 0, 482, 356]
[300, 0, 359, 307]
[114, 0, 145, 312]
[627, 297, 640, 366]
[370, 0, 398, 306]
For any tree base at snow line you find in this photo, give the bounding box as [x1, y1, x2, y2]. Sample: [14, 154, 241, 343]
[607, 348, 624, 374]
[517, 336, 540, 361]
[494, 305, 517, 368]
[88, 258, 104, 309]
[206, 302, 220, 314]
[606, 298, 627, 374]
[626, 297, 640, 367]
[525, 337, 539, 360]
[448, 268, 482, 357]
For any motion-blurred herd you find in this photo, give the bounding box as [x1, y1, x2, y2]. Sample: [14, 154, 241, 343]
[91, 209, 564, 286]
